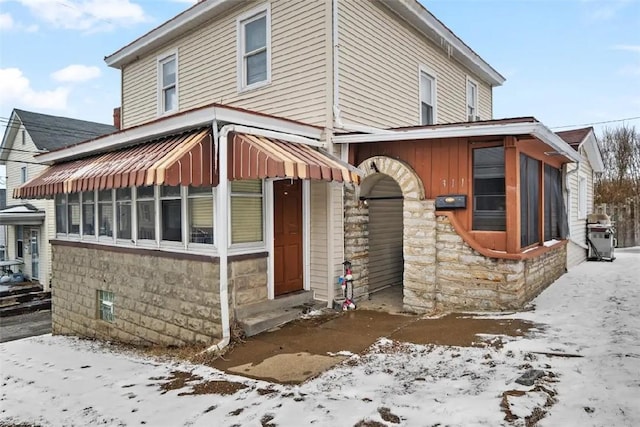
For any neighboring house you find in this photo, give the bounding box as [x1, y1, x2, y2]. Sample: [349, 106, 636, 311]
[0, 109, 116, 287]
[13, 0, 582, 347]
[0, 188, 5, 260]
[556, 128, 605, 269]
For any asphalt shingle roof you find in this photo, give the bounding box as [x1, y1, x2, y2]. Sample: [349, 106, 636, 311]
[14, 109, 116, 152]
[556, 127, 593, 151]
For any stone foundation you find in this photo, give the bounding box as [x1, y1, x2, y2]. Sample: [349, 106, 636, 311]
[51, 242, 232, 346]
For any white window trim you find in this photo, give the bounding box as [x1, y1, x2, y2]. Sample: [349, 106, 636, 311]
[157, 50, 179, 116]
[578, 175, 587, 220]
[236, 3, 271, 93]
[466, 76, 479, 121]
[187, 187, 217, 250]
[419, 65, 437, 125]
[228, 179, 267, 253]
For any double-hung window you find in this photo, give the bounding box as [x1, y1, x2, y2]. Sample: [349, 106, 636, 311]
[420, 69, 436, 125]
[230, 180, 264, 245]
[82, 191, 95, 236]
[160, 185, 182, 242]
[473, 146, 506, 231]
[467, 78, 478, 120]
[55, 194, 68, 234]
[116, 188, 132, 240]
[137, 186, 156, 241]
[16, 225, 24, 259]
[159, 54, 177, 114]
[20, 166, 27, 184]
[188, 186, 214, 244]
[578, 176, 587, 219]
[67, 193, 81, 234]
[238, 5, 270, 90]
[98, 190, 113, 237]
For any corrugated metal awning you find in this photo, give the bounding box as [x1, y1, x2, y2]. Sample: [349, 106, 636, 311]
[230, 133, 360, 184]
[14, 128, 214, 198]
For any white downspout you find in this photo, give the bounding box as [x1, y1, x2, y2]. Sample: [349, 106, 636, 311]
[206, 124, 324, 353]
[207, 118, 230, 353]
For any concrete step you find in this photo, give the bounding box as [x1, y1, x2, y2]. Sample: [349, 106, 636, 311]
[235, 290, 314, 319]
[0, 283, 43, 298]
[236, 291, 315, 337]
[0, 298, 52, 317]
[240, 307, 307, 337]
[0, 291, 51, 308]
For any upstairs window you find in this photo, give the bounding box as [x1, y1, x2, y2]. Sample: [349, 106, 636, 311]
[20, 166, 27, 184]
[473, 146, 506, 231]
[420, 69, 436, 125]
[238, 5, 270, 90]
[467, 78, 478, 120]
[159, 53, 177, 114]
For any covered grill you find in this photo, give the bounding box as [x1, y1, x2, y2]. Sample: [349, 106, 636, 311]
[586, 213, 616, 261]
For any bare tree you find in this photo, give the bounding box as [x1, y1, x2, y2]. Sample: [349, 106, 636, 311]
[595, 125, 640, 204]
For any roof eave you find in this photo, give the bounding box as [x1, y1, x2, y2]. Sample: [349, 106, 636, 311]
[380, 0, 505, 86]
[105, 0, 235, 68]
[333, 122, 582, 162]
[579, 131, 605, 173]
[36, 104, 324, 164]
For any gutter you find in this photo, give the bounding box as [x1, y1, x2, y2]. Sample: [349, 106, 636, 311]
[205, 122, 325, 353]
[333, 122, 582, 162]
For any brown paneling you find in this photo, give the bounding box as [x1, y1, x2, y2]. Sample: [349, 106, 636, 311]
[469, 231, 507, 251]
[516, 138, 568, 169]
[504, 136, 520, 253]
[354, 138, 471, 201]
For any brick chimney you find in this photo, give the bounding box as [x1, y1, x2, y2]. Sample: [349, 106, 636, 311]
[113, 107, 121, 130]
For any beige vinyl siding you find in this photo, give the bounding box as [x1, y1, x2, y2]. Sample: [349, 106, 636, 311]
[566, 147, 594, 269]
[3, 124, 55, 288]
[309, 181, 328, 300]
[329, 182, 345, 300]
[367, 176, 403, 291]
[338, 0, 492, 128]
[121, 0, 328, 129]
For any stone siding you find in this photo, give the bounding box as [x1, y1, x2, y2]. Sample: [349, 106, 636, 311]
[51, 243, 223, 346]
[229, 257, 269, 308]
[348, 155, 568, 314]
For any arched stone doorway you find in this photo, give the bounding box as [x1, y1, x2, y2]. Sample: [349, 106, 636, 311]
[344, 156, 437, 313]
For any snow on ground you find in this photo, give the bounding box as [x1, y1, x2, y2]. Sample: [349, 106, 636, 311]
[1, 248, 639, 427]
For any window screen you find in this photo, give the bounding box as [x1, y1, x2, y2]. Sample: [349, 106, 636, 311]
[520, 154, 540, 247]
[473, 146, 506, 230]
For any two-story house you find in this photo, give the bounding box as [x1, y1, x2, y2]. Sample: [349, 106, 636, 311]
[14, 0, 581, 347]
[0, 109, 115, 287]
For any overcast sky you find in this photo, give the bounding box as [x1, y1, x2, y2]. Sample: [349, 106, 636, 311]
[0, 0, 639, 138]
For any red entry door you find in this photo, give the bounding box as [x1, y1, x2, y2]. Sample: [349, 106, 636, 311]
[273, 179, 303, 296]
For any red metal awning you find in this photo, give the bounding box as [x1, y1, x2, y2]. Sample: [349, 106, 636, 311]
[230, 133, 360, 184]
[14, 129, 360, 199]
[14, 128, 214, 198]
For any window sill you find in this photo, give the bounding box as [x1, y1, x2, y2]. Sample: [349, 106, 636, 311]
[238, 79, 270, 94]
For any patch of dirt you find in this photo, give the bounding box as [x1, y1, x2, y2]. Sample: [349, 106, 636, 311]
[378, 407, 400, 424]
[257, 387, 279, 396]
[260, 414, 276, 427]
[158, 371, 202, 394]
[354, 420, 386, 427]
[178, 380, 248, 396]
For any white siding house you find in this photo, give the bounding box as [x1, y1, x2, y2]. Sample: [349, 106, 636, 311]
[557, 128, 605, 269]
[0, 109, 115, 288]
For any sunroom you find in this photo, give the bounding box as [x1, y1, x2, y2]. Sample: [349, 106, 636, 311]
[336, 117, 581, 313]
[14, 104, 358, 346]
